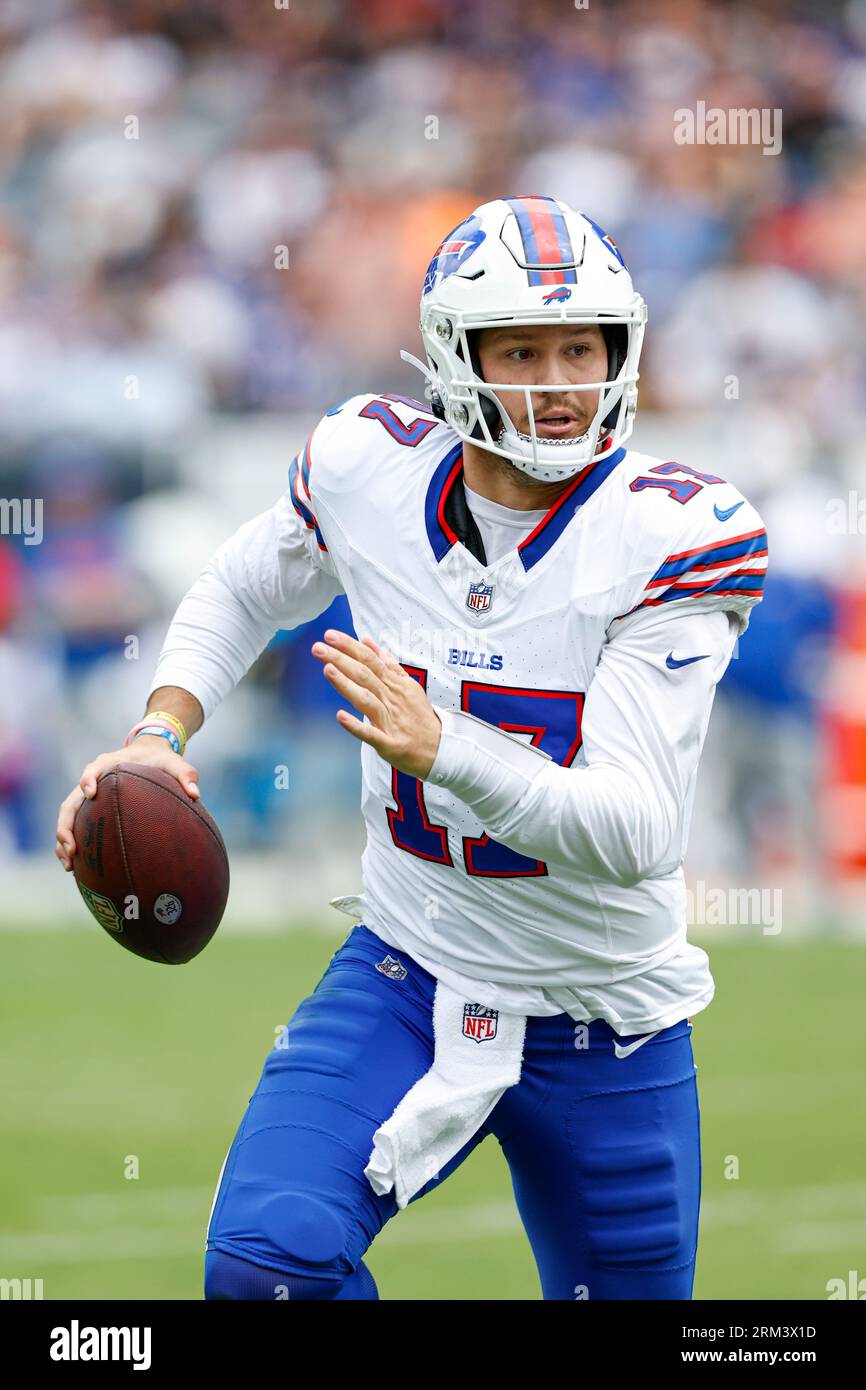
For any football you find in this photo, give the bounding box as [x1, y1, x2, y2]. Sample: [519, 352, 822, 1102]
[72, 763, 229, 964]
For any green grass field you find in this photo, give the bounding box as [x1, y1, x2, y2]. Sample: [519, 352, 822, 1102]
[2, 923, 864, 1300]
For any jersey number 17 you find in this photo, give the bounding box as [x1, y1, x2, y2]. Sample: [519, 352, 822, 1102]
[387, 669, 585, 878]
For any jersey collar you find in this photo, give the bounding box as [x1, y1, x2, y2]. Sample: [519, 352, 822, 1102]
[424, 440, 626, 571]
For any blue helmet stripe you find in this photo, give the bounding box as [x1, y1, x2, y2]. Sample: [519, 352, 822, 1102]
[505, 195, 578, 286]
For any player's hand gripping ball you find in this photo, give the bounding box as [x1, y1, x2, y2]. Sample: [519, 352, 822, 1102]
[72, 763, 229, 964]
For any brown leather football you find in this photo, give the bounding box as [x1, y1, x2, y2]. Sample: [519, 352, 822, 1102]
[72, 762, 229, 964]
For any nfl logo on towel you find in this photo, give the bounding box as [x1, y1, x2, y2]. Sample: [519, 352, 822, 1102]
[375, 954, 408, 981]
[462, 1003, 499, 1043]
[466, 581, 494, 613]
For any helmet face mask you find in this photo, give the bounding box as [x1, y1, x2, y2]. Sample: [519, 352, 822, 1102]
[403, 197, 648, 483]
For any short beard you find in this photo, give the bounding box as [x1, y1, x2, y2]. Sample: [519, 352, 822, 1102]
[492, 455, 553, 489]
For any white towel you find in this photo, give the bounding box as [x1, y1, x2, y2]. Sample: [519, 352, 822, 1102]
[364, 978, 527, 1209]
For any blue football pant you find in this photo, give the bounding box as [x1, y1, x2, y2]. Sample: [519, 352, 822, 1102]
[205, 923, 701, 1300]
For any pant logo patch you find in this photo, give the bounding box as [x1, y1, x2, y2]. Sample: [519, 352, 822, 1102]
[375, 954, 408, 981]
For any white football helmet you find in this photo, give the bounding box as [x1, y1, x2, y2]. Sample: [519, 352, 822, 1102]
[401, 195, 647, 481]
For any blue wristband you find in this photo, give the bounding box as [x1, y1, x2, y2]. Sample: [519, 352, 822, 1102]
[133, 725, 181, 756]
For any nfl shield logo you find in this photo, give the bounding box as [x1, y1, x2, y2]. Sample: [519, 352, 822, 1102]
[375, 954, 408, 981]
[466, 581, 494, 613]
[462, 1003, 499, 1043]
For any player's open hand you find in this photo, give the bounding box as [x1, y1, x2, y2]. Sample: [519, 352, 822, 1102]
[311, 629, 441, 779]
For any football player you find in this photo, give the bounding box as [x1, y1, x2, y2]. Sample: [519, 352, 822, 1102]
[56, 195, 768, 1300]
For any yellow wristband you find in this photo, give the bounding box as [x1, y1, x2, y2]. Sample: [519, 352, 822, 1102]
[145, 710, 187, 757]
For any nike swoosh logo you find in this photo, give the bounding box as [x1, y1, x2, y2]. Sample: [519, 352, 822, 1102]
[666, 652, 711, 669]
[613, 1029, 661, 1059]
[714, 500, 744, 522]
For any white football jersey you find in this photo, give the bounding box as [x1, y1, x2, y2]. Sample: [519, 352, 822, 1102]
[152, 391, 768, 1034]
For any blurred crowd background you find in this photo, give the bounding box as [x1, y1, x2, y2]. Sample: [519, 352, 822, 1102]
[1, 0, 865, 926]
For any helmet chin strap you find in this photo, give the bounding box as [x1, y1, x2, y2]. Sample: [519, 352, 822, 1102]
[400, 348, 434, 380]
[504, 423, 603, 447]
[500, 418, 612, 463]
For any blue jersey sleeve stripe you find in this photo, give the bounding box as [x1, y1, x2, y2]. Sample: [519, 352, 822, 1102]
[647, 556, 768, 591]
[288, 456, 313, 524]
[663, 525, 766, 564]
[645, 570, 766, 605]
[289, 456, 328, 552]
[653, 529, 768, 581]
